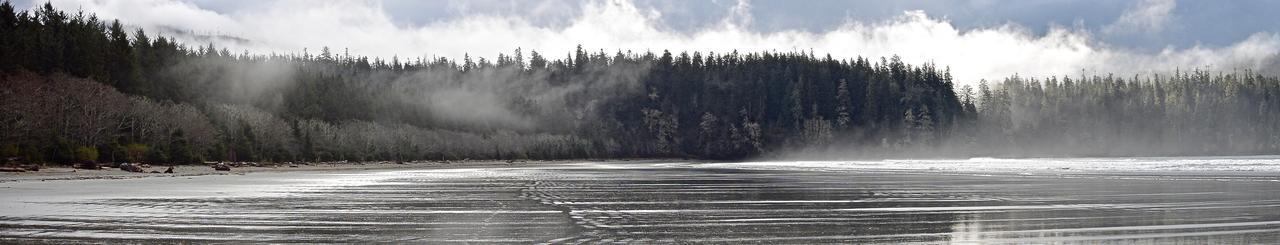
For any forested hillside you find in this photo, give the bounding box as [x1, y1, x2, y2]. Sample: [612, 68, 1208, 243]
[956, 72, 1280, 157]
[0, 2, 964, 163]
[2, 2, 1278, 165]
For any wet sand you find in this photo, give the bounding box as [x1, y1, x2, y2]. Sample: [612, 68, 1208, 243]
[0, 160, 562, 183]
[2, 160, 1279, 243]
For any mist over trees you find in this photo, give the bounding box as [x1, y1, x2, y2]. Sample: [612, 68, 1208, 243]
[954, 71, 1280, 157]
[3, 2, 1279, 165]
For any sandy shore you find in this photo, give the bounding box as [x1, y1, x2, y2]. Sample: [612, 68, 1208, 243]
[5, 160, 1279, 243]
[0, 160, 580, 183]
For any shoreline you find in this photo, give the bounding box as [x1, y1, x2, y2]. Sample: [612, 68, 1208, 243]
[0, 159, 621, 183]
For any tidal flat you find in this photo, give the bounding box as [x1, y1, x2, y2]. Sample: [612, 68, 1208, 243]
[2, 159, 1279, 243]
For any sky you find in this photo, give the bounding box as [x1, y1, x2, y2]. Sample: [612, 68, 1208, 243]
[16, 0, 1280, 84]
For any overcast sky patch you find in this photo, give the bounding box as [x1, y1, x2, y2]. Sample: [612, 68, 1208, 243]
[21, 0, 1280, 84]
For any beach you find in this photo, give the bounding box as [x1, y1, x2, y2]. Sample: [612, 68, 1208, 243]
[0, 160, 573, 183]
[3, 159, 1280, 243]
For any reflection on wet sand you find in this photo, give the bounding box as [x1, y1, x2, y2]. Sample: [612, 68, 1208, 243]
[2, 161, 1279, 243]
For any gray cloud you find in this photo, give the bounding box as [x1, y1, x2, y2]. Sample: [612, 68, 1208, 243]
[35, 0, 1280, 85]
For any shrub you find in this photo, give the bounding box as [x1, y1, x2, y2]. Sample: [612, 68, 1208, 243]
[169, 143, 198, 164]
[125, 143, 149, 163]
[73, 147, 99, 163]
[1, 144, 18, 158]
[51, 139, 75, 164]
[108, 142, 127, 163]
[147, 146, 169, 164]
[21, 145, 43, 163]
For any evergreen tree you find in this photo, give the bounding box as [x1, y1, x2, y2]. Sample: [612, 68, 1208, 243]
[8, 1, 1276, 163]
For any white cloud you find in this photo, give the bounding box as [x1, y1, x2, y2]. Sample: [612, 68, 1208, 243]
[46, 0, 239, 35]
[1104, 0, 1177, 35]
[41, 0, 1280, 85]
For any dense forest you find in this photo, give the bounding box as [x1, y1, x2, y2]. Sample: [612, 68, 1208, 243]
[3, 2, 1279, 165]
[957, 71, 1280, 157]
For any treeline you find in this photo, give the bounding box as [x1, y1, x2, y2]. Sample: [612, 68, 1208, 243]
[0, 2, 963, 164]
[959, 71, 1280, 157]
[614, 52, 963, 159]
[0, 2, 601, 164]
[2, 2, 1278, 165]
